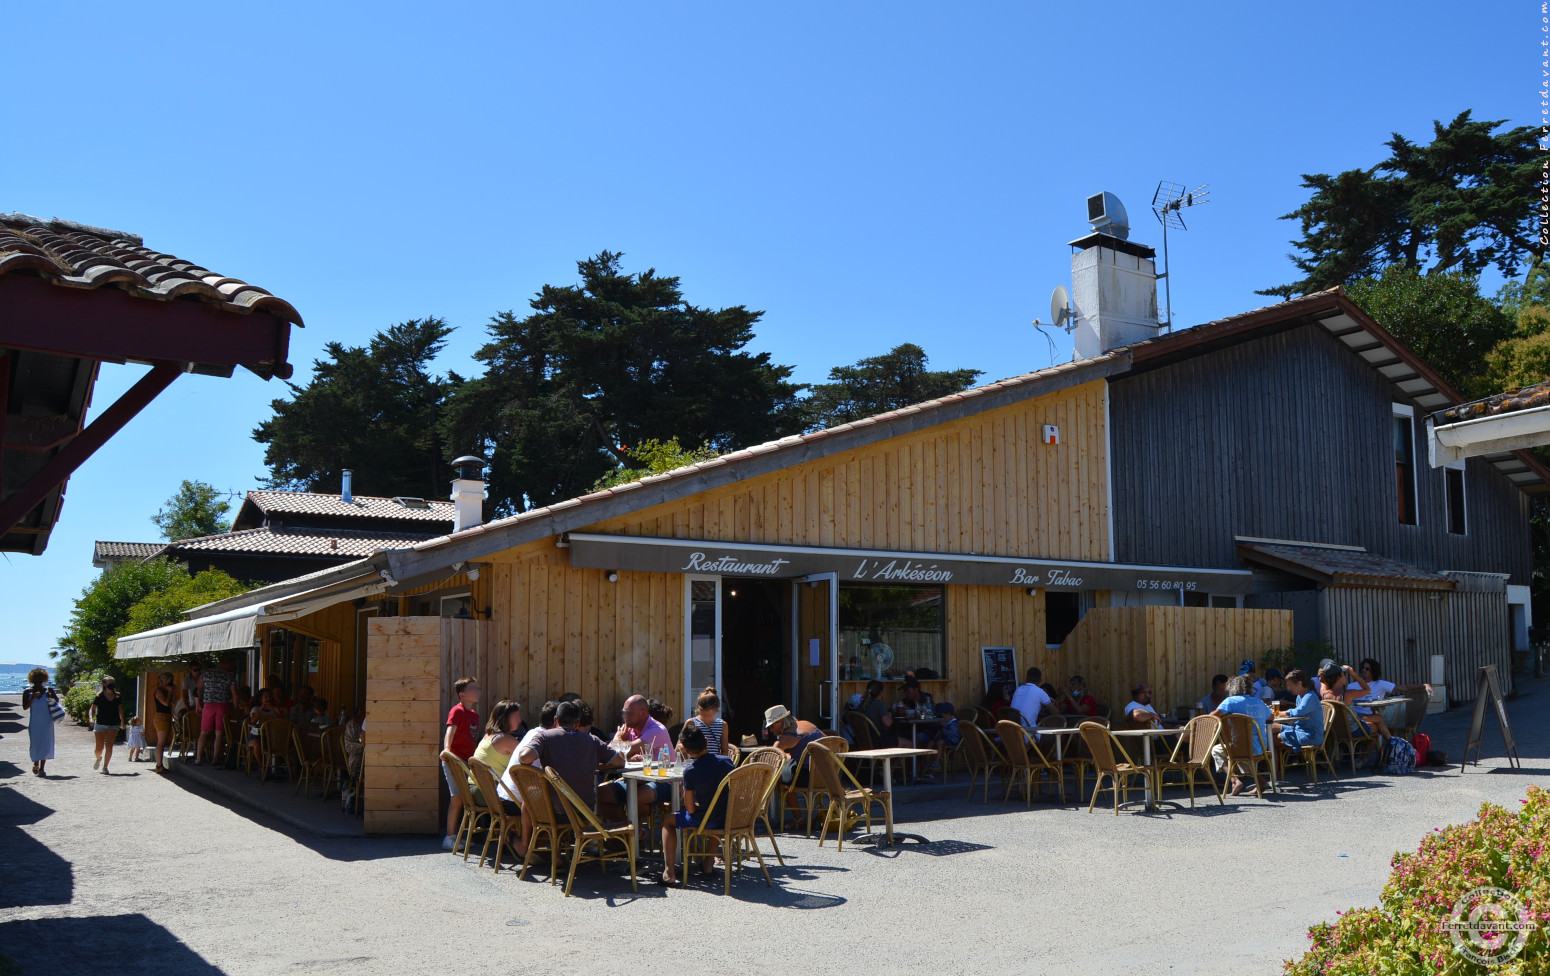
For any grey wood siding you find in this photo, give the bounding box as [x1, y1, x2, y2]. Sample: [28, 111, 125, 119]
[1109, 326, 1532, 584]
[1320, 583, 1510, 698]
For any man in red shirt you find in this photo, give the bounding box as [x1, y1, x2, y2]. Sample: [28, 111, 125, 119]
[442, 677, 481, 850]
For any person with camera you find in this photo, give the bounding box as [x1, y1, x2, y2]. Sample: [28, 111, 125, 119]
[22, 667, 58, 776]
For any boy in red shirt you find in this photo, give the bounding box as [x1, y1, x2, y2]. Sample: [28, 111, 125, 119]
[442, 677, 481, 850]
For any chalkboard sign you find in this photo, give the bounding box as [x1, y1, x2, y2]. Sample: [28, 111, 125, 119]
[1461, 665, 1520, 772]
[981, 646, 1018, 692]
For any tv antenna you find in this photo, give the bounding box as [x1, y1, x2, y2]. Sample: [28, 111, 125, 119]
[1151, 181, 1209, 331]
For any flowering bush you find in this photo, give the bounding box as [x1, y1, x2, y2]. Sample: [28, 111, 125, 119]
[1286, 786, 1549, 974]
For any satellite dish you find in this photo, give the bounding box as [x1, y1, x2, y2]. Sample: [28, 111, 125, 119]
[1050, 285, 1073, 331]
[870, 642, 895, 676]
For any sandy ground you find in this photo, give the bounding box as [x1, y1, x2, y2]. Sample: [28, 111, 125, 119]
[1, 685, 1544, 976]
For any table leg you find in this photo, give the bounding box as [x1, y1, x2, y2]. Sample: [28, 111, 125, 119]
[671, 780, 683, 813]
[880, 758, 894, 843]
[626, 778, 639, 832]
[1143, 738, 1154, 812]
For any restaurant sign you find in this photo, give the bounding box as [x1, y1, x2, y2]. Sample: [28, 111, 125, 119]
[565, 533, 1254, 593]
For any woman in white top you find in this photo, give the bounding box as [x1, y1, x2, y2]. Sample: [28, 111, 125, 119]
[683, 687, 730, 757]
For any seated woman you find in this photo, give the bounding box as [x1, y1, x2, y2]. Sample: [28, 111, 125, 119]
[1059, 675, 1097, 717]
[467, 700, 523, 817]
[245, 689, 286, 767]
[978, 681, 1012, 729]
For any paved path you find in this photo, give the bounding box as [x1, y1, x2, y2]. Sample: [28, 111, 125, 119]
[1, 686, 1545, 975]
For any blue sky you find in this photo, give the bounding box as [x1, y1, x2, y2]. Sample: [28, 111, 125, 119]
[0, 2, 1531, 662]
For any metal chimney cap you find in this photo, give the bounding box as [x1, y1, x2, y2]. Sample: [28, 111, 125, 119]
[451, 455, 487, 480]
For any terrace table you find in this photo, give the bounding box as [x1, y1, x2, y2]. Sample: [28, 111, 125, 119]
[888, 714, 942, 780]
[1111, 727, 1183, 812]
[1026, 726, 1082, 762]
[621, 764, 684, 842]
[838, 747, 935, 845]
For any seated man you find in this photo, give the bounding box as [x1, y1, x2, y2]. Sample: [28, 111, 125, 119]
[1198, 674, 1229, 714]
[762, 705, 823, 821]
[1211, 674, 1273, 796]
[517, 700, 624, 828]
[897, 676, 934, 715]
[1009, 667, 1057, 731]
[288, 684, 317, 726]
[1271, 669, 1325, 753]
[1123, 682, 1163, 727]
[598, 694, 675, 819]
[1352, 658, 1431, 741]
[659, 724, 734, 884]
[1254, 668, 1286, 703]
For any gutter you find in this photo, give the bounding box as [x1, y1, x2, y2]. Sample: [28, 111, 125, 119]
[1428, 404, 1550, 467]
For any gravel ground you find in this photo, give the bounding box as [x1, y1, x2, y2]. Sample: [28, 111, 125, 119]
[1, 685, 1544, 976]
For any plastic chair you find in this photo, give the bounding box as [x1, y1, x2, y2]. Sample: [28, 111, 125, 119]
[1077, 722, 1150, 815]
[677, 763, 778, 895]
[807, 743, 889, 851]
[544, 767, 638, 897]
[1154, 714, 1223, 807]
[509, 764, 573, 884]
[468, 758, 521, 872]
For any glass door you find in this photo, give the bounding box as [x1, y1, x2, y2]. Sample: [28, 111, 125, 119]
[684, 575, 721, 714]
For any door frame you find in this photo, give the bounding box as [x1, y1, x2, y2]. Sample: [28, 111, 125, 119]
[792, 572, 840, 724]
[683, 574, 723, 712]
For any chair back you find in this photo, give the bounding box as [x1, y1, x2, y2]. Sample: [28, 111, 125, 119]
[1324, 701, 1354, 746]
[260, 718, 295, 756]
[1180, 714, 1221, 765]
[544, 766, 612, 834]
[744, 746, 786, 771]
[996, 720, 1032, 769]
[812, 735, 849, 755]
[955, 706, 980, 725]
[842, 711, 877, 749]
[511, 763, 561, 829]
[1219, 714, 1263, 759]
[291, 727, 323, 766]
[321, 727, 348, 767]
[1396, 692, 1428, 732]
[805, 743, 849, 800]
[720, 763, 776, 834]
[1079, 722, 1120, 774]
[960, 722, 995, 766]
[440, 750, 482, 812]
[999, 706, 1025, 727]
[468, 757, 505, 814]
[1320, 700, 1339, 738]
[1036, 715, 1067, 729]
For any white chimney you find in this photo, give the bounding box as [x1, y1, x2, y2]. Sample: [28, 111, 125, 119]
[341, 468, 353, 504]
[1070, 191, 1162, 360]
[450, 456, 486, 533]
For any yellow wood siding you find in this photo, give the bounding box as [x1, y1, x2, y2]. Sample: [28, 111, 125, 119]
[363, 616, 442, 834]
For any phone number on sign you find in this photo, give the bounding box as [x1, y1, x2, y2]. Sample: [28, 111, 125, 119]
[1135, 580, 1199, 590]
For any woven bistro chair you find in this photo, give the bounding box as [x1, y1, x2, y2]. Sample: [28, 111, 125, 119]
[468, 758, 521, 872]
[1154, 714, 1223, 807]
[543, 767, 637, 897]
[1218, 714, 1275, 798]
[741, 747, 787, 865]
[1276, 706, 1337, 786]
[841, 710, 902, 785]
[510, 763, 572, 884]
[679, 762, 778, 896]
[319, 727, 348, 800]
[807, 743, 889, 851]
[1077, 722, 1150, 815]
[1325, 701, 1381, 774]
[996, 720, 1063, 806]
[440, 750, 488, 859]
[959, 721, 1009, 803]
[291, 727, 328, 797]
[172, 710, 198, 763]
[1387, 691, 1429, 742]
[223, 715, 244, 767]
[789, 735, 849, 836]
[257, 718, 296, 783]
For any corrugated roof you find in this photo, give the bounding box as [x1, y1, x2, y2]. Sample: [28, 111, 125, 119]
[156, 525, 438, 558]
[244, 490, 456, 523]
[1236, 540, 1456, 591]
[0, 213, 302, 325]
[93, 541, 163, 561]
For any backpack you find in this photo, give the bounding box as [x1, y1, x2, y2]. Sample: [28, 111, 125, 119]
[1382, 736, 1417, 775]
[1410, 732, 1430, 767]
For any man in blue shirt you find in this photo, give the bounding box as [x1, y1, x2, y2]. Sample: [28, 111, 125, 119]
[660, 724, 734, 885]
[1272, 669, 1325, 751]
[1211, 675, 1273, 796]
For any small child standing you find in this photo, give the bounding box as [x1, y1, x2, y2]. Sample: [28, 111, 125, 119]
[125, 716, 148, 762]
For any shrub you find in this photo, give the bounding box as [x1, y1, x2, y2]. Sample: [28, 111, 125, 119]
[62, 669, 108, 725]
[1286, 786, 1550, 974]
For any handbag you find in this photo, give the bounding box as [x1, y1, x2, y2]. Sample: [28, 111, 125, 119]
[48, 697, 66, 723]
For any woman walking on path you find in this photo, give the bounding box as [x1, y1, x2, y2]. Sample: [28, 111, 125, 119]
[152, 671, 175, 772]
[22, 668, 57, 776]
[89, 676, 124, 774]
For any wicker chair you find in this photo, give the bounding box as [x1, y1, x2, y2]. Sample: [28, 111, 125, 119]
[1218, 714, 1274, 798]
[319, 727, 348, 800]
[440, 751, 487, 859]
[1154, 714, 1223, 807]
[257, 718, 296, 783]
[996, 720, 1064, 806]
[1326, 701, 1381, 774]
[1276, 707, 1338, 786]
[959, 722, 1008, 803]
[807, 743, 889, 851]
[841, 710, 899, 784]
[784, 736, 847, 837]
[741, 746, 787, 865]
[1387, 691, 1429, 742]
[678, 763, 778, 895]
[468, 758, 521, 872]
[223, 715, 244, 767]
[510, 763, 572, 884]
[291, 727, 328, 797]
[171, 710, 198, 763]
[544, 767, 637, 897]
[1078, 722, 1150, 815]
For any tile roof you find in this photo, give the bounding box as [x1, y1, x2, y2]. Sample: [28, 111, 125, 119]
[1236, 540, 1456, 591]
[0, 213, 302, 326]
[156, 525, 439, 558]
[93, 541, 164, 561]
[245, 490, 456, 523]
[1436, 379, 1550, 424]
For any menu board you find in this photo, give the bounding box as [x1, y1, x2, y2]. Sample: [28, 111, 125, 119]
[981, 646, 1018, 692]
[1462, 664, 1520, 772]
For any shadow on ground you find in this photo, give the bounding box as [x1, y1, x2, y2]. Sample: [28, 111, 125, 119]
[0, 790, 72, 908]
[0, 915, 227, 974]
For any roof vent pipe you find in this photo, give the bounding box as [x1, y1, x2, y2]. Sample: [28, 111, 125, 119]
[450, 455, 487, 533]
[341, 469, 353, 505]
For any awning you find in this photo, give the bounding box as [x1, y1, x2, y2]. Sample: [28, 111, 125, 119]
[113, 575, 386, 660]
[565, 533, 1256, 594]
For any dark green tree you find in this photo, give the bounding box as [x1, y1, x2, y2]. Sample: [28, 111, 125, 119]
[442, 252, 807, 513]
[1345, 266, 1513, 397]
[805, 343, 983, 430]
[52, 557, 187, 685]
[1263, 112, 1540, 298]
[151, 479, 232, 541]
[254, 318, 459, 499]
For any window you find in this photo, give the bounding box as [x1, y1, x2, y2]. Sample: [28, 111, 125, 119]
[440, 592, 473, 618]
[1445, 461, 1466, 535]
[1393, 405, 1417, 525]
[1185, 592, 1239, 608]
[1046, 591, 1083, 644]
[838, 584, 945, 678]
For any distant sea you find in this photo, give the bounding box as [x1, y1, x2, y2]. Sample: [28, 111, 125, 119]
[0, 665, 52, 694]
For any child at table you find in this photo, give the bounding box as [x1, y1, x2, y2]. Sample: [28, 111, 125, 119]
[660, 724, 733, 885]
